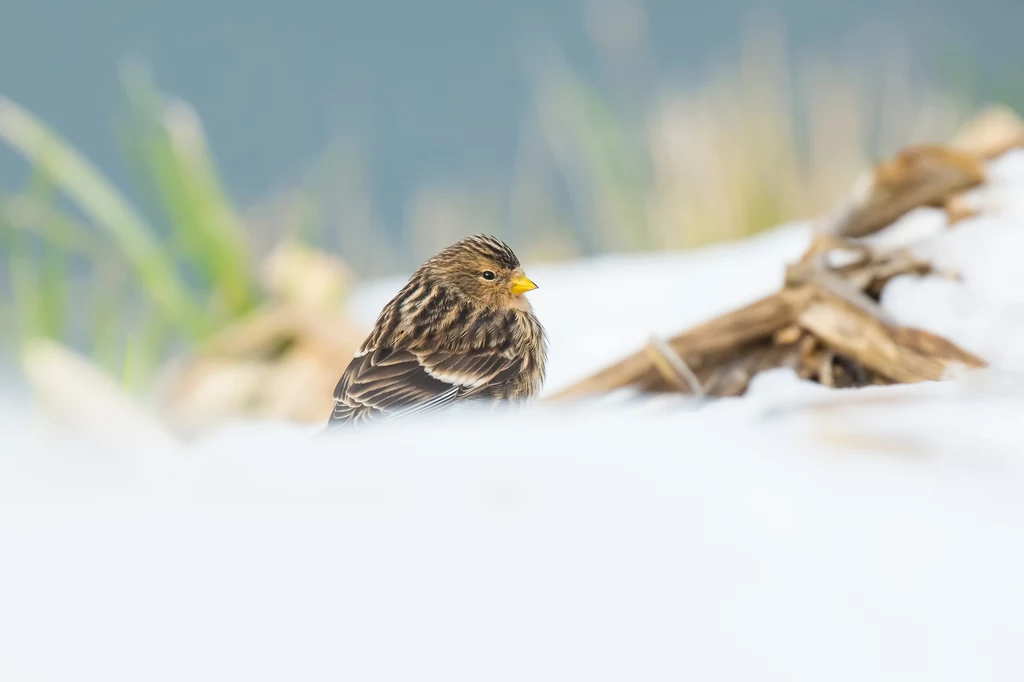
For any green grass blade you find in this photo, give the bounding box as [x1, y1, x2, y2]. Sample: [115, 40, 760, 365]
[21, 162, 68, 340]
[0, 96, 207, 339]
[122, 334, 134, 390]
[5, 230, 40, 343]
[0, 195, 109, 258]
[37, 241, 67, 340]
[89, 266, 124, 377]
[120, 63, 258, 318]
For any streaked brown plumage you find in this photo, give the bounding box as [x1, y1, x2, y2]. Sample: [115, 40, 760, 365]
[326, 234, 547, 428]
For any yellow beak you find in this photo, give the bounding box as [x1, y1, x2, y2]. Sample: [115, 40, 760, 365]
[509, 274, 538, 296]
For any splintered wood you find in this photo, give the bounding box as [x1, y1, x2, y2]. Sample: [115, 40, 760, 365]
[546, 107, 1024, 403]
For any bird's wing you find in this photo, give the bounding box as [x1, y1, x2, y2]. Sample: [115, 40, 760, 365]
[327, 346, 520, 427]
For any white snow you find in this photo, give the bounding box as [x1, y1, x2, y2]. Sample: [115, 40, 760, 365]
[4, 150, 1024, 681]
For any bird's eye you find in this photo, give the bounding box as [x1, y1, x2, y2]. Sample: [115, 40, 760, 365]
[481, 270, 496, 280]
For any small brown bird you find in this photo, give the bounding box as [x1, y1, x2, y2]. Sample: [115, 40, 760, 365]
[326, 234, 547, 428]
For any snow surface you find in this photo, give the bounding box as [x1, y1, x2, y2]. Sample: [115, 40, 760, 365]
[3, 150, 1024, 681]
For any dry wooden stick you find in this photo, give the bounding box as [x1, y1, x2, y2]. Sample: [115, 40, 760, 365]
[545, 291, 806, 401]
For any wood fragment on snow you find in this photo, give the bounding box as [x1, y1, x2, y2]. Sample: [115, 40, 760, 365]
[819, 145, 985, 239]
[547, 139, 993, 404]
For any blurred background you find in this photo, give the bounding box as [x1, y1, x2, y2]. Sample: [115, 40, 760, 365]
[1, 0, 1022, 432]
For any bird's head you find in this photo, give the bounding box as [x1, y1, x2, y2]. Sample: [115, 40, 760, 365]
[427, 234, 538, 311]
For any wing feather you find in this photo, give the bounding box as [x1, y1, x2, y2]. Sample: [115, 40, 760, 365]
[327, 346, 516, 428]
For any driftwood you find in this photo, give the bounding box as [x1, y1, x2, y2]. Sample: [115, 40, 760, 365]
[545, 115, 1018, 404]
[548, 261, 985, 402]
[819, 145, 985, 239]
